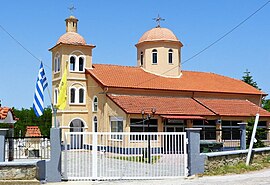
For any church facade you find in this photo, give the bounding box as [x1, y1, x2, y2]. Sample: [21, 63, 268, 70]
[50, 16, 270, 143]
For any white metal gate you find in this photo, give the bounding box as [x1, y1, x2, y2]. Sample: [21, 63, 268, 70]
[62, 132, 188, 181]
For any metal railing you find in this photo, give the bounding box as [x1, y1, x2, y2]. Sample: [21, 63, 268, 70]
[63, 132, 188, 180]
[5, 136, 50, 160]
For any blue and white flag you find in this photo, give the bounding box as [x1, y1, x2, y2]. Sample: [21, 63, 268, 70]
[33, 62, 48, 117]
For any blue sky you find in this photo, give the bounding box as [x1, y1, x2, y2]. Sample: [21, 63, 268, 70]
[1, 0, 270, 109]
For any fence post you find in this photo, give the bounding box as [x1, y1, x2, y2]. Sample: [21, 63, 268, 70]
[46, 128, 62, 182]
[185, 128, 204, 176]
[238, 122, 247, 150]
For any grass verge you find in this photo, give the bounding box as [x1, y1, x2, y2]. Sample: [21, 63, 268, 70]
[204, 155, 270, 176]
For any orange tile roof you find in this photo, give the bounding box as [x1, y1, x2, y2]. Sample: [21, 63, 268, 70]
[57, 32, 86, 45]
[137, 27, 182, 45]
[107, 94, 270, 118]
[0, 107, 18, 121]
[195, 98, 270, 117]
[25, 126, 42, 137]
[107, 94, 216, 116]
[86, 64, 264, 95]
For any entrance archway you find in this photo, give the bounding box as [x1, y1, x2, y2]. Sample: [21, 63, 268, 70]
[70, 119, 85, 149]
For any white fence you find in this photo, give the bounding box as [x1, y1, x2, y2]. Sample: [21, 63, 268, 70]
[63, 132, 187, 181]
[5, 137, 50, 160]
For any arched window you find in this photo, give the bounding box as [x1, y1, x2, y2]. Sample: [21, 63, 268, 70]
[93, 116, 98, 132]
[70, 56, 76, 71]
[168, 49, 173, 64]
[140, 51, 143, 66]
[57, 57, 61, 71]
[79, 88, 84, 103]
[54, 58, 57, 73]
[79, 57, 84, 71]
[93, 96, 98, 112]
[54, 88, 58, 105]
[152, 49, 158, 64]
[70, 88, 76, 103]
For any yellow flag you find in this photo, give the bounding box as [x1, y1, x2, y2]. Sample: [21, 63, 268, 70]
[56, 64, 67, 110]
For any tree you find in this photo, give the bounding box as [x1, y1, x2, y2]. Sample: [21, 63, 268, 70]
[242, 69, 260, 90]
[242, 69, 270, 111]
[263, 99, 270, 112]
[12, 107, 52, 137]
[246, 118, 266, 148]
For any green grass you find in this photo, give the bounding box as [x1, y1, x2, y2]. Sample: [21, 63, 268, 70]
[204, 155, 270, 176]
[113, 155, 161, 164]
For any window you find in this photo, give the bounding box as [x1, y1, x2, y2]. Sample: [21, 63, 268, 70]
[70, 88, 76, 103]
[130, 119, 158, 140]
[54, 54, 60, 73]
[93, 96, 98, 112]
[140, 51, 143, 66]
[193, 120, 216, 140]
[69, 55, 85, 72]
[152, 49, 158, 64]
[222, 121, 241, 140]
[79, 57, 84, 71]
[168, 49, 173, 64]
[93, 116, 98, 132]
[70, 56, 75, 71]
[54, 88, 59, 105]
[110, 117, 123, 140]
[79, 88, 84, 103]
[57, 57, 61, 71]
[54, 58, 57, 73]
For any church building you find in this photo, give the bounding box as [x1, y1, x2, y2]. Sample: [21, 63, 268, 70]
[50, 15, 270, 143]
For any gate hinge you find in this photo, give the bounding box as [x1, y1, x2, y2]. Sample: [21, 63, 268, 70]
[186, 138, 189, 144]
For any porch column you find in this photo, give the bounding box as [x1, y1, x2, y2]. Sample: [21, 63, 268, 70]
[187, 120, 193, 128]
[238, 122, 247, 150]
[267, 122, 270, 142]
[216, 120, 222, 142]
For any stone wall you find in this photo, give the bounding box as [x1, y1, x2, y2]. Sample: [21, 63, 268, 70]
[203, 147, 270, 172]
[0, 160, 45, 181]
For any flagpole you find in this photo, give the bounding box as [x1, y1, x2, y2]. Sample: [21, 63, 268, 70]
[41, 61, 58, 128]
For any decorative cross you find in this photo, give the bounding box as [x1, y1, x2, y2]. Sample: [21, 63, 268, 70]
[153, 14, 165, 27]
[68, 5, 76, 15]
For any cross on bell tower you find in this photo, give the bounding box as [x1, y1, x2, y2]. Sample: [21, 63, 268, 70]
[153, 14, 165, 28]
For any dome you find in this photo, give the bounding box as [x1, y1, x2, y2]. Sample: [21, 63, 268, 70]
[57, 32, 86, 45]
[137, 27, 180, 44]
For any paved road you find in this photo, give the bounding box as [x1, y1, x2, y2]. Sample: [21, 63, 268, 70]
[48, 167, 270, 185]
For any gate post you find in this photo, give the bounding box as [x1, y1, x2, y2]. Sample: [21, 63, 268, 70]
[238, 122, 247, 150]
[0, 129, 8, 162]
[46, 128, 62, 182]
[185, 128, 204, 176]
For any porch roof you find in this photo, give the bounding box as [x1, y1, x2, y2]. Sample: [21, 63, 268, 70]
[107, 94, 216, 116]
[161, 115, 206, 120]
[107, 94, 270, 118]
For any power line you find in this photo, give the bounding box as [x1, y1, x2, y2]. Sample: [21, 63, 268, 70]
[182, 0, 270, 65]
[0, 24, 51, 69]
[134, 0, 270, 86]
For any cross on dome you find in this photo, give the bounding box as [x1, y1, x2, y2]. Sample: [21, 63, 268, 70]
[153, 14, 165, 28]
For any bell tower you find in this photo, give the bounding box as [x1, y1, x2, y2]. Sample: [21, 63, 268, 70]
[49, 15, 95, 128]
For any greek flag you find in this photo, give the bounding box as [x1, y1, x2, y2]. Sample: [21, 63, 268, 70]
[33, 62, 48, 117]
